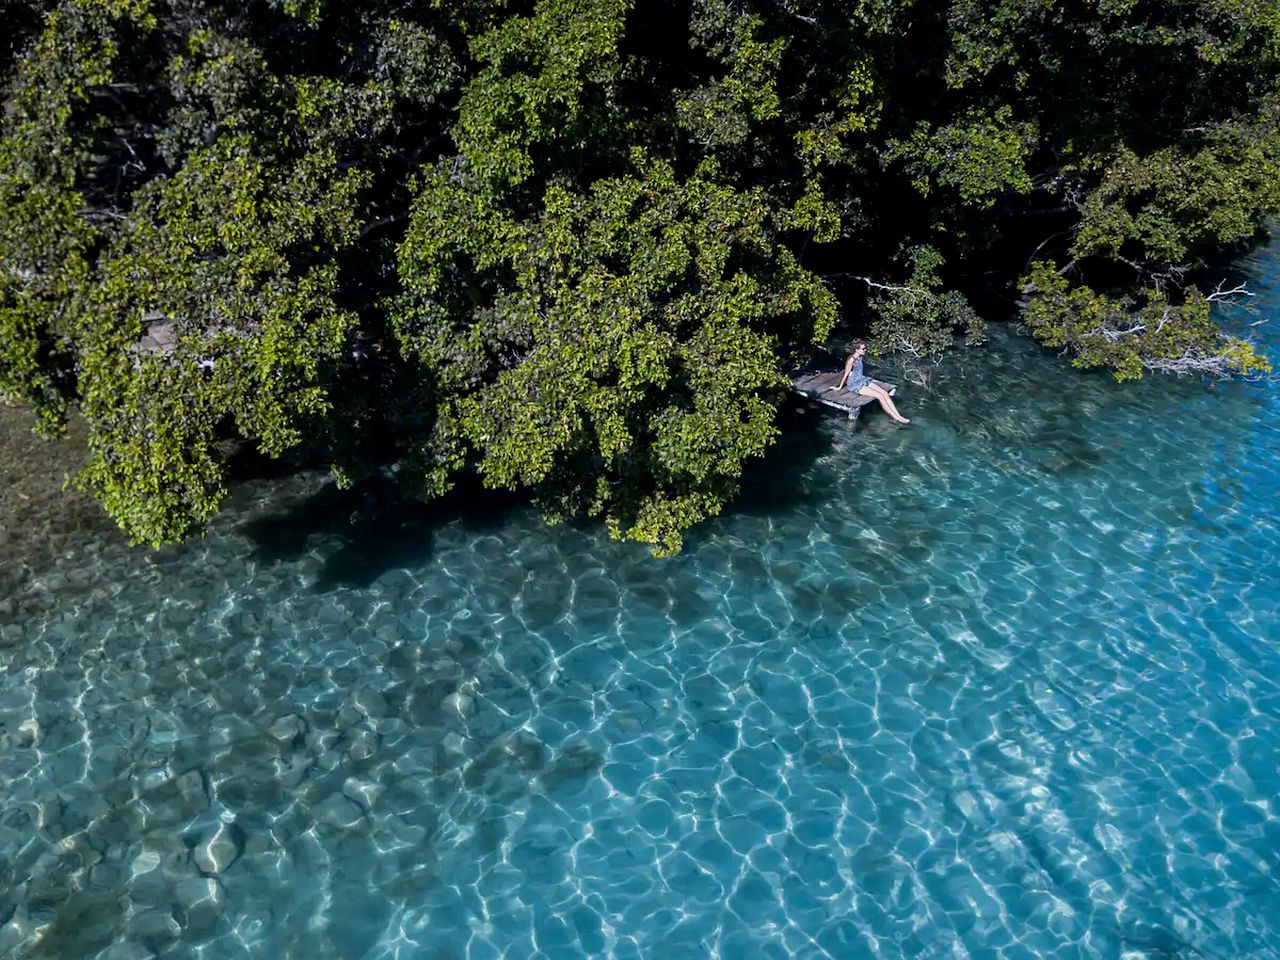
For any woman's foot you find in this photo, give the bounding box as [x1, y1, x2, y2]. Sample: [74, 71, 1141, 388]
[894, 415, 911, 425]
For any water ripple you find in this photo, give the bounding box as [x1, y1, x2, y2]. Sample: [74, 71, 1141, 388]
[1, 239, 1279, 958]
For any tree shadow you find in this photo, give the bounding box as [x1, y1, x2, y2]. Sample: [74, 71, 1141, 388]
[241, 391, 851, 584]
[243, 474, 521, 591]
[731, 399, 845, 518]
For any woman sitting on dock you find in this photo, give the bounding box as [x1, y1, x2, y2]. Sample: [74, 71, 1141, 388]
[828, 339, 910, 424]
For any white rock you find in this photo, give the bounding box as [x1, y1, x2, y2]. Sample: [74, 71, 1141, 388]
[305, 729, 340, 754]
[341, 778, 385, 812]
[192, 823, 242, 876]
[346, 729, 379, 762]
[17, 718, 38, 746]
[269, 714, 306, 741]
[130, 851, 162, 878]
[443, 693, 474, 717]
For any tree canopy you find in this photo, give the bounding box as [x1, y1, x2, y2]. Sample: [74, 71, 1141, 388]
[2, 0, 1277, 551]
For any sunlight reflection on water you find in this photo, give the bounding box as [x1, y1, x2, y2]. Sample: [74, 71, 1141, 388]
[1, 239, 1278, 959]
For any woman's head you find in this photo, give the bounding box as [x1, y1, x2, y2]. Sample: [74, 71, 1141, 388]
[849, 338, 868, 357]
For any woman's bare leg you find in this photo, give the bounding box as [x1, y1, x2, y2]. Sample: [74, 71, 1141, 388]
[859, 385, 910, 424]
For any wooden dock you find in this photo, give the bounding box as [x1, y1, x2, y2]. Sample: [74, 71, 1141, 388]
[788, 370, 896, 421]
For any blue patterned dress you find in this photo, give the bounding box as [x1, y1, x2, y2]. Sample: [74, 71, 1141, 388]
[845, 357, 871, 393]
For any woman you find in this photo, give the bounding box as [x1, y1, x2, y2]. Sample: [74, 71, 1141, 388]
[828, 339, 910, 424]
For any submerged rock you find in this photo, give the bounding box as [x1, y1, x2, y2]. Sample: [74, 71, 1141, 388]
[173, 876, 226, 936]
[88, 863, 126, 890]
[192, 823, 243, 876]
[442, 692, 474, 718]
[126, 907, 180, 942]
[35, 794, 63, 831]
[17, 718, 38, 747]
[130, 850, 162, 878]
[305, 729, 340, 754]
[336, 703, 364, 728]
[139, 766, 173, 793]
[377, 815, 428, 847]
[341, 777, 385, 813]
[0, 905, 36, 957]
[98, 943, 154, 960]
[173, 769, 209, 816]
[277, 753, 314, 789]
[351, 686, 388, 718]
[269, 714, 307, 742]
[312, 794, 364, 830]
[346, 728, 379, 762]
[128, 868, 173, 909]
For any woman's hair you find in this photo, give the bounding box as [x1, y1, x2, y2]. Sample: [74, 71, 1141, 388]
[849, 338, 868, 353]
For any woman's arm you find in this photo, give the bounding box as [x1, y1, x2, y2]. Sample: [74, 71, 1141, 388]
[828, 355, 854, 391]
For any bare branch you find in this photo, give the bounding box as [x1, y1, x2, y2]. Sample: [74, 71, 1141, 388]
[769, 0, 818, 24]
[825, 273, 930, 301]
[1024, 229, 1072, 271]
[1097, 322, 1145, 340]
[77, 208, 127, 223]
[1206, 279, 1253, 304]
[1140, 348, 1272, 381]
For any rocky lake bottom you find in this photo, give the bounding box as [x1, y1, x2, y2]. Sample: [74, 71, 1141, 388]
[1, 240, 1279, 959]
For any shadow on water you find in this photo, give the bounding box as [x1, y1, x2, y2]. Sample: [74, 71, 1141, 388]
[1034, 438, 1105, 477]
[244, 475, 521, 591]
[732, 400, 840, 518]
[1113, 918, 1207, 960]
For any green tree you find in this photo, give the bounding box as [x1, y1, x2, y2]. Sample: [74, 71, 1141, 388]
[2, 0, 1277, 550]
[393, 152, 836, 554]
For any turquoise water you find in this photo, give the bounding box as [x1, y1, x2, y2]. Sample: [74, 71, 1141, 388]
[2, 244, 1279, 960]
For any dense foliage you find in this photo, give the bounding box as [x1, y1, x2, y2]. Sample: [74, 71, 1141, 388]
[2, 0, 1277, 551]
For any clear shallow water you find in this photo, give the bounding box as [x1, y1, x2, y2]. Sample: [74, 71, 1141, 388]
[1, 247, 1279, 960]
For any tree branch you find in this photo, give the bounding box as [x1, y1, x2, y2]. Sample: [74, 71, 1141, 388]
[358, 214, 405, 241]
[1206, 280, 1253, 304]
[824, 273, 930, 301]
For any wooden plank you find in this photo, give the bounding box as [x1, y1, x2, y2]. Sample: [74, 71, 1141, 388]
[787, 369, 896, 420]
